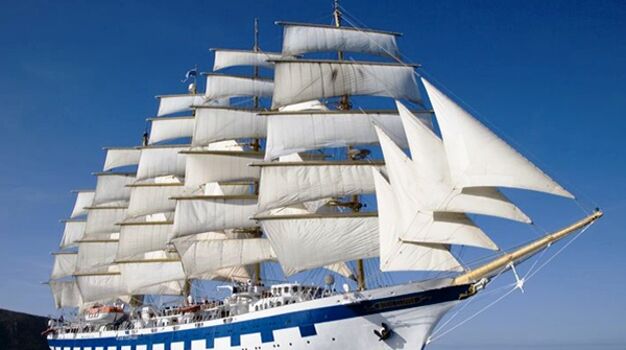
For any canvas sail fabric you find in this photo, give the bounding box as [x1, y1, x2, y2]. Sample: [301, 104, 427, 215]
[75, 272, 128, 304]
[375, 125, 497, 250]
[263, 111, 415, 160]
[213, 49, 283, 71]
[126, 184, 185, 218]
[271, 60, 421, 109]
[51, 253, 78, 280]
[205, 75, 274, 100]
[193, 108, 266, 146]
[76, 239, 119, 274]
[256, 161, 384, 212]
[173, 237, 275, 279]
[372, 169, 463, 272]
[103, 148, 141, 172]
[184, 152, 262, 188]
[70, 190, 95, 218]
[148, 116, 195, 144]
[421, 78, 573, 198]
[156, 94, 229, 117]
[394, 101, 531, 223]
[116, 222, 172, 261]
[118, 257, 185, 295]
[92, 173, 135, 207]
[280, 23, 400, 57]
[50, 280, 83, 308]
[136, 146, 187, 181]
[84, 207, 127, 237]
[204, 182, 252, 196]
[59, 220, 86, 249]
[172, 196, 258, 239]
[260, 214, 379, 276]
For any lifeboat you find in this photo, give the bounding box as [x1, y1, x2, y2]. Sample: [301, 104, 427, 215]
[83, 305, 125, 324]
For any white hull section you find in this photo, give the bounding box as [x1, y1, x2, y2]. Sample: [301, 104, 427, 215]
[48, 279, 470, 350]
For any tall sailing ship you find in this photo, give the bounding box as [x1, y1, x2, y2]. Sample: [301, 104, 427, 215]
[46, 3, 602, 350]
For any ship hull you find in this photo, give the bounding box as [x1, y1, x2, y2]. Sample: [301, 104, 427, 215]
[48, 279, 472, 350]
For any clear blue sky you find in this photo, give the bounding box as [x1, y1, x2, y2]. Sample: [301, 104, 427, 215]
[0, 0, 624, 347]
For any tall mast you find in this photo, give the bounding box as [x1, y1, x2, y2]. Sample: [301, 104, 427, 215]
[333, 0, 366, 291]
[252, 17, 262, 284]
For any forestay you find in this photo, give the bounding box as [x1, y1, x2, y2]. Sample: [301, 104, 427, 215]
[70, 190, 95, 218]
[421, 78, 573, 198]
[174, 237, 275, 278]
[271, 59, 420, 109]
[372, 169, 462, 272]
[259, 213, 379, 276]
[156, 94, 229, 117]
[172, 196, 258, 239]
[148, 116, 195, 144]
[212, 49, 283, 71]
[193, 107, 266, 146]
[255, 161, 384, 212]
[59, 220, 86, 248]
[263, 111, 417, 160]
[279, 22, 400, 57]
[205, 74, 274, 100]
[136, 146, 188, 181]
[103, 148, 141, 171]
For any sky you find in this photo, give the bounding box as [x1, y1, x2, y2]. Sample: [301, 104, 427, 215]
[0, 0, 625, 347]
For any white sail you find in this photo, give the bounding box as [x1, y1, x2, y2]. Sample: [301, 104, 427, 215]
[75, 270, 127, 304]
[49, 280, 83, 309]
[156, 94, 229, 117]
[259, 213, 379, 276]
[76, 239, 119, 273]
[279, 22, 400, 57]
[271, 59, 420, 109]
[278, 100, 328, 112]
[126, 184, 185, 218]
[102, 147, 141, 171]
[204, 181, 252, 196]
[375, 124, 498, 250]
[136, 146, 187, 181]
[183, 151, 262, 188]
[171, 196, 258, 239]
[117, 222, 172, 261]
[256, 161, 384, 212]
[395, 101, 531, 223]
[148, 116, 195, 144]
[92, 173, 135, 207]
[212, 49, 283, 70]
[118, 256, 185, 295]
[59, 220, 86, 249]
[263, 111, 418, 160]
[84, 207, 127, 237]
[421, 78, 573, 198]
[192, 107, 266, 146]
[205, 74, 274, 100]
[174, 237, 275, 278]
[51, 253, 78, 279]
[372, 169, 462, 272]
[70, 190, 95, 218]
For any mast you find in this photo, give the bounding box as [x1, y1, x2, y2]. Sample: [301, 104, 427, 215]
[454, 210, 603, 286]
[252, 17, 262, 284]
[333, 0, 365, 291]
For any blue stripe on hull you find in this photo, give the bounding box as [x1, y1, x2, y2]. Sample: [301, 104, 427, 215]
[48, 283, 471, 349]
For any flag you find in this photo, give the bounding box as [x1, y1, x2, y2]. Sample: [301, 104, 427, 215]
[182, 68, 198, 83]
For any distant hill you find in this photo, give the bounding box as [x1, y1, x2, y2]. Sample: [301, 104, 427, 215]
[0, 308, 48, 350]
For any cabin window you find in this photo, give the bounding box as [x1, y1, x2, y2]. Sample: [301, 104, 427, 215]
[284, 287, 289, 293]
[277, 301, 282, 306]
